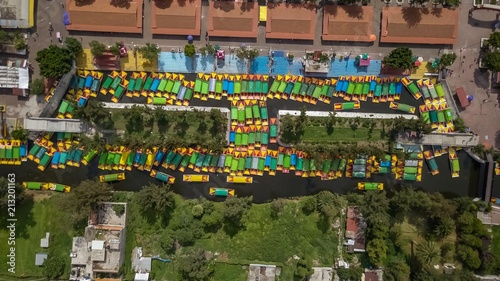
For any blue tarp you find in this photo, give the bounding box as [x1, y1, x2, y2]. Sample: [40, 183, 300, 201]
[63, 12, 70, 26]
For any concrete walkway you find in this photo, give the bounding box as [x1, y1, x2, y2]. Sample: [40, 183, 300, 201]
[278, 110, 418, 120]
[101, 102, 229, 113]
[397, 132, 479, 147]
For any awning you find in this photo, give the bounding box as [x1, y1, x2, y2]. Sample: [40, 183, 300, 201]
[455, 87, 470, 108]
[259, 6, 267, 22]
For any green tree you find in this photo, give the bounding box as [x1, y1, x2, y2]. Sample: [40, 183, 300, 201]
[440, 0, 460, 7]
[270, 198, 286, 216]
[89, 40, 107, 57]
[294, 257, 313, 280]
[223, 196, 252, 226]
[122, 105, 145, 134]
[366, 238, 387, 266]
[456, 245, 481, 270]
[382, 47, 414, 70]
[139, 43, 161, 63]
[30, 78, 45, 96]
[134, 183, 175, 215]
[416, 241, 441, 266]
[10, 129, 28, 142]
[433, 217, 454, 239]
[439, 53, 457, 69]
[336, 267, 363, 281]
[0, 30, 9, 44]
[13, 35, 26, 51]
[383, 259, 410, 281]
[35, 45, 73, 78]
[453, 116, 467, 133]
[64, 37, 83, 58]
[73, 99, 112, 129]
[488, 32, 500, 48]
[184, 44, 196, 58]
[177, 248, 214, 281]
[483, 51, 500, 72]
[192, 204, 204, 218]
[108, 44, 121, 56]
[63, 179, 112, 225]
[42, 256, 65, 279]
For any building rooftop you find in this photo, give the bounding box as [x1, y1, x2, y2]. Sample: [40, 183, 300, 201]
[132, 247, 152, 273]
[247, 264, 279, 281]
[323, 5, 374, 42]
[40, 232, 50, 248]
[35, 253, 48, 266]
[65, 0, 143, 33]
[380, 7, 458, 45]
[71, 203, 127, 278]
[208, 2, 258, 38]
[266, 3, 316, 40]
[345, 206, 366, 253]
[0, 0, 35, 28]
[23, 117, 88, 133]
[151, 0, 201, 36]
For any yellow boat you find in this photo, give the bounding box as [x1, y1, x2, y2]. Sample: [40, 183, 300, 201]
[226, 176, 253, 184]
[183, 174, 210, 182]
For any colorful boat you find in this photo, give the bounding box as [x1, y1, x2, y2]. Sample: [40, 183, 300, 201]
[81, 150, 97, 166]
[449, 147, 459, 178]
[357, 182, 384, 190]
[334, 101, 360, 111]
[389, 102, 416, 114]
[22, 182, 70, 192]
[150, 170, 176, 184]
[227, 175, 253, 183]
[401, 77, 422, 100]
[99, 173, 126, 183]
[183, 174, 210, 182]
[209, 187, 235, 197]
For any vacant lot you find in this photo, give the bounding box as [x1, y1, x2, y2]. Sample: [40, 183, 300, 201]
[0, 194, 73, 278]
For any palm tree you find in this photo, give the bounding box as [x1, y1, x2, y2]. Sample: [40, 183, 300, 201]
[139, 43, 161, 64]
[433, 217, 454, 240]
[415, 240, 441, 266]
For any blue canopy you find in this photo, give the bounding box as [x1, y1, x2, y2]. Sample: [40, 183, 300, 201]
[63, 12, 70, 26]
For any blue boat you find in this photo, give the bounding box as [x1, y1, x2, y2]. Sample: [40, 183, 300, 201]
[223, 79, 228, 92]
[84, 75, 92, 88]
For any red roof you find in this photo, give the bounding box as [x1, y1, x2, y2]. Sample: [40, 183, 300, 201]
[364, 271, 379, 281]
[346, 206, 359, 236]
[455, 87, 470, 108]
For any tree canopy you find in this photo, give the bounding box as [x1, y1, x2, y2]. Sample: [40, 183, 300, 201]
[488, 32, 500, 49]
[439, 53, 457, 69]
[139, 43, 161, 63]
[184, 44, 196, 58]
[382, 47, 414, 70]
[134, 183, 175, 215]
[35, 45, 73, 79]
[30, 78, 45, 96]
[10, 129, 29, 142]
[294, 257, 313, 280]
[63, 179, 112, 225]
[89, 40, 107, 57]
[177, 248, 214, 281]
[483, 52, 500, 72]
[65, 37, 83, 58]
[42, 256, 65, 279]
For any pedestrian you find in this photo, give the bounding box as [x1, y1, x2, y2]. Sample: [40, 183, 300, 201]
[61, 3, 64, 8]
[35, 32, 38, 37]
[50, 39, 53, 43]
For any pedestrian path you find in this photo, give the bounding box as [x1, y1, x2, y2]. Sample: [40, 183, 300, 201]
[158, 52, 248, 74]
[278, 110, 418, 119]
[328, 59, 382, 77]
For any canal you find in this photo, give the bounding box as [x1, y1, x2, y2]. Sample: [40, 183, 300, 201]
[1, 74, 482, 202]
[0, 147, 481, 203]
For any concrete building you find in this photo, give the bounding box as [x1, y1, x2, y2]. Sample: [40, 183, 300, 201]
[0, 0, 35, 28]
[35, 253, 48, 266]
[70, 203, 127, 280]
[0, 60, 29, 96]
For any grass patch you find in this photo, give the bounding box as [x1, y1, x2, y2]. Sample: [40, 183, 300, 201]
[109, 108, 227, 148]
[0, 193, 73, 279]
[213, 263, 247, 281]
[197, 203, 338, 265]
[124, 194, 339, 280]
[303, 126, 384, 143]
[491, 226, 500, 255]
